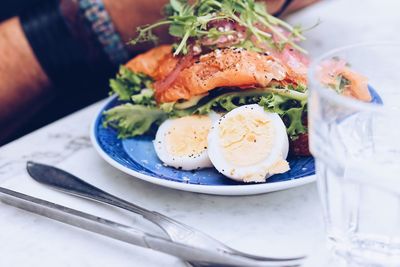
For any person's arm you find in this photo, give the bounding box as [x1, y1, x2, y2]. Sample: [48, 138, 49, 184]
[0, 0, 169, 143]
[0, 17, 51, 141]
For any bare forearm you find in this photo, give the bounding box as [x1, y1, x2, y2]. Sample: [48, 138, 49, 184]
[0, 0, 168, 142]
[0, 17, 51, 142]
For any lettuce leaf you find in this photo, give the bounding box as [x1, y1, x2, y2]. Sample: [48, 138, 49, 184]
[194, 91, 262, 114]
[163, 88, 308, 139]
[103, 104, 167, 138]
[131, 88, 157, 106]
[258, 94, 307, 137]
[109, 66, 153, 101]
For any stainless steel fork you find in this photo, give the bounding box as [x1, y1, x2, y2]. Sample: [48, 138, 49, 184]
[26, 161, 305, 265]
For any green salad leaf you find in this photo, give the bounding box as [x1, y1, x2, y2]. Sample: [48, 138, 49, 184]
[258, 93, 307, 137]
[110, 66, 153, 101]
[199, 89, 307, 138]
[194, 91, 262, 114]
[333, 75, 350, 94]
[131, 88, 157, 106]
[103, 104, 167, 138]
[160, 87, 308, 139]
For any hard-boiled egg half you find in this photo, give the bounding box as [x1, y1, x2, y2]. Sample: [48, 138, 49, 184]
[154, 115, 217, 170]
[208, 104, 290, 183]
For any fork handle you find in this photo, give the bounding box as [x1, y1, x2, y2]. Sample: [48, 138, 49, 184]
[27, 161, 161, 220]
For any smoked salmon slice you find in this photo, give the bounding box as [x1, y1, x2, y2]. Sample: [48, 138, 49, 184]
[317, 58, 371, 102]
[126, 46, 294, 103]
[125, 45, 175, 80]
[157, 48, 291, 102]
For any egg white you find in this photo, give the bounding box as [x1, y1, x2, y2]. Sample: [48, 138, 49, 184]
[207, 104, 289, 182]
[153, 115, 217, 170]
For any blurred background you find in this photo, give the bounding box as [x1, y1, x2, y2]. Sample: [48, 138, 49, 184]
[1, 0, 41, 21]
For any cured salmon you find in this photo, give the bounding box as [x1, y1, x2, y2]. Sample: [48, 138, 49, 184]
[317, 58, 371, 102]
[156, 48, 289, 103]
[125, 45, 303, 103]
[125, 45, 174, 80]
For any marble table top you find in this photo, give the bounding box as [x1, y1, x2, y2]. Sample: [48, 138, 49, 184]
[1, 0, 399, 266]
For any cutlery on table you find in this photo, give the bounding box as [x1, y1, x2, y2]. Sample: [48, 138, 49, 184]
[26, 161, 305, 265]
[0, 187, 300, 267]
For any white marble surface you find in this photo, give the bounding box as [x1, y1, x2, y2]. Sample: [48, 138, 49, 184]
[1, 0, 399, 266]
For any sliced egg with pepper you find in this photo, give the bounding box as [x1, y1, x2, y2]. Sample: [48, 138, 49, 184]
[208, 104, 290, 183]
[154, 115, 217, 170]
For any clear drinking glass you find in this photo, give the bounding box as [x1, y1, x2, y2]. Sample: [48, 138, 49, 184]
[308, 43, 400, 266]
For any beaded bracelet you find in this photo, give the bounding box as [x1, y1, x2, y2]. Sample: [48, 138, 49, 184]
[78, 0, 129, 66]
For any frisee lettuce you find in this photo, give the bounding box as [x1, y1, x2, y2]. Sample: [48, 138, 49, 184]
[131, 88, 156, 106]
[333, 75, 350, 94]
[258, 94, 307, 137]
[175, 88, 308, 138]
[104, 67, 161, 138]
[156, 87, 307, 138]
[103, 104, 167, 138]
[109, 66, 153, 101]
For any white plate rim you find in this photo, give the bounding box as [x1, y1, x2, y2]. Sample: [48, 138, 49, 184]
[90, 97, 316, 196]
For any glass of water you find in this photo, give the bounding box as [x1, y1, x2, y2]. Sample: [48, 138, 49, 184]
[308, 43, 400, 266]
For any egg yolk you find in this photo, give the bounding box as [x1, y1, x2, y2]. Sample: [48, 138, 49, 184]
[219, 110, 274, 166]
[165, 116, 211, 157]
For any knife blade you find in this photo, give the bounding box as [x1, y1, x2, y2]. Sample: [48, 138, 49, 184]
[0, 187, 290, 267]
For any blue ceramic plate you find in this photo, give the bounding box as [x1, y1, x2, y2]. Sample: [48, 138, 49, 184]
[91, 87, 382, 195]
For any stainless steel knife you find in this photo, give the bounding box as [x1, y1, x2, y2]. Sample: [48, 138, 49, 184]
[0, 187, 294, 267]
